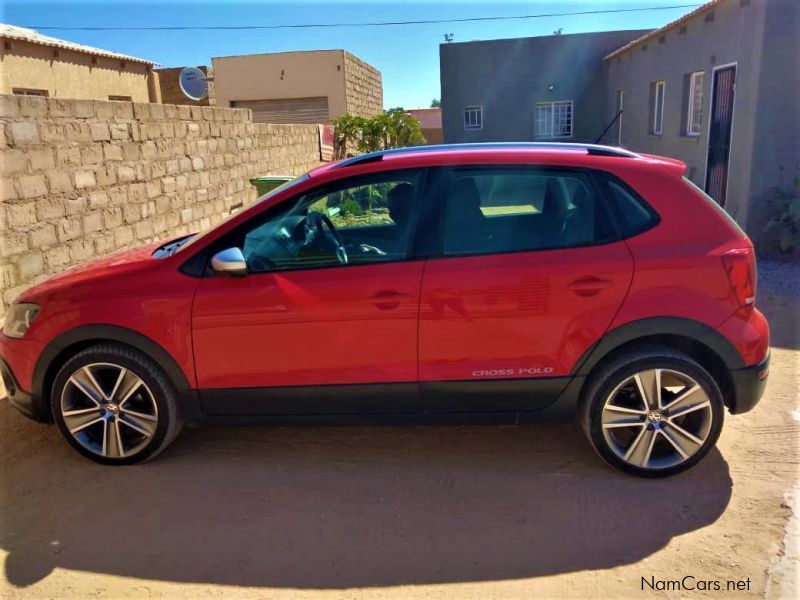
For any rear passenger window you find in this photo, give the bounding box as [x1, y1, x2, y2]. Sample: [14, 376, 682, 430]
[441, 168, 615, 256]
[604, 179, 659, 237]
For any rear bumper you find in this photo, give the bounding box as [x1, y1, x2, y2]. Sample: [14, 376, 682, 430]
[728, 351, 770, 415]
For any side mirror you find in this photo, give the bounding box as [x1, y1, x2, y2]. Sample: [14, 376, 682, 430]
[211, 247, 247, 277]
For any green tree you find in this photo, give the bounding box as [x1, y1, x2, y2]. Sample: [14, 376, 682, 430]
[332, 108, 426, 158]
[430, 98, 441, 108]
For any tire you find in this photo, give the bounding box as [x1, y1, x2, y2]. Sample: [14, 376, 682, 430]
[51, 343, 183, 465]
[579, 346, 724, 478]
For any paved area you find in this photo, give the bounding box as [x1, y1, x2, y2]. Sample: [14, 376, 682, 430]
[1, 261, 798, 599]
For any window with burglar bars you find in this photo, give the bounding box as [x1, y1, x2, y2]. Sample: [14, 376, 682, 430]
[686, 71, 705, 136]
[463, 105, 483, 130]
[534, 101, 573, 138]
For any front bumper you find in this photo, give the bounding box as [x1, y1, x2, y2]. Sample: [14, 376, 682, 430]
[728, 351, 770, 414]
[0, 332, 51, 422]
[0, 356, 42, 420]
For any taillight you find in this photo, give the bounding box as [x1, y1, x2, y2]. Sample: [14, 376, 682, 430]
[722, 248, 756, 308]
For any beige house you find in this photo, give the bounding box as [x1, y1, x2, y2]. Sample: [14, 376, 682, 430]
[212, 50, 382, 123]
[156, 65, 215, 106]
[0, 24, 159, 102]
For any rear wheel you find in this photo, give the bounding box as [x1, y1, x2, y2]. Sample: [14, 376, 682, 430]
[580, 348, 724, 477]
[51, 343, 182, 464]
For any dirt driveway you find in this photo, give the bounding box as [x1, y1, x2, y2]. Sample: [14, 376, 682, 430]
[1, 264, 798, 599]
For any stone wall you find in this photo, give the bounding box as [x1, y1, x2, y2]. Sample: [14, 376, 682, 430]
[0, 94, 323, 318]
[343, 52, 383, 117]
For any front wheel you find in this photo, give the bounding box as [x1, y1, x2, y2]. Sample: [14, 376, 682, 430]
[580, 348, 724, 477]
[51, 343, 183, 464]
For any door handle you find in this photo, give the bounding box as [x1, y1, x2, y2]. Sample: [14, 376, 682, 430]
[370, 290, 410, 310]
[567, 277, 611, 297]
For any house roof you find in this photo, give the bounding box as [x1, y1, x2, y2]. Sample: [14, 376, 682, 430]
[0, 23, 156, 65]
[604, 0, 724, 60]
[407, 108, 442, 129]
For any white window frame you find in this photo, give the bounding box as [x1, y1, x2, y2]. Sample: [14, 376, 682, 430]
[534, 100, 573, 138]
[463, 105, 483, 131]
[686, 71, 705, 136]
[652, 80, 665, 135]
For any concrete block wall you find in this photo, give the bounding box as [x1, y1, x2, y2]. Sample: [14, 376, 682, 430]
[343, 52, 383, 117]
[0, 94, 323, 318]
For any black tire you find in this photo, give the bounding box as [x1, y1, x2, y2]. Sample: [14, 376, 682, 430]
[579, 346, 724, 478]
[51, 343, 183, 465]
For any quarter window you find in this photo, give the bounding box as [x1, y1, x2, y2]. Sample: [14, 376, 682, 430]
[440, 167, 614, 256]
[686, 71, 705, 136]
[463, 105, 483, 130]
[534, 101, 573, 138]
[237, 170, 423, 273]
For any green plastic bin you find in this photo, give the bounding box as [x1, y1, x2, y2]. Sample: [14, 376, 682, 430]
[249, 175, 293, 197]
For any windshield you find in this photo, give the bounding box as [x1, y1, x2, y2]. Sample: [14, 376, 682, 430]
[173, 173, 311, 254]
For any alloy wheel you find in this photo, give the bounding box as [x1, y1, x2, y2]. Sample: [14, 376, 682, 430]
[600, 368, 714, 470]
[59, 363, 158, 459]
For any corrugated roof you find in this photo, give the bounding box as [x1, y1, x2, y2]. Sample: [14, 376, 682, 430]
[0, 23, 156, 65]
[604, 0, 724, 61]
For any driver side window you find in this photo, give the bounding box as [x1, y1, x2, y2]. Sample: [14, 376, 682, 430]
[241, 170, 423, 274]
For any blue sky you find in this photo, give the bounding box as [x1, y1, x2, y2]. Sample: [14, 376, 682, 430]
[2, 0, 700, 109]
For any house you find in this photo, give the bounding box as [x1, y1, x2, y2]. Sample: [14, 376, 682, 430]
[439, 0, 799, 241]
[439, 29, 651, 144]
[604, 0, 798, 237]
[155, 65, 215, 107]
[407, 108, 443, 144]
[0, 24, 159, 102]
[211, 50, 383, 124]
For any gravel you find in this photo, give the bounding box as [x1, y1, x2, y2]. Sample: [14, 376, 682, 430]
[758, 259, 800, 297]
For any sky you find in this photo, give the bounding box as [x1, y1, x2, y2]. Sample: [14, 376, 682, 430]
[2, 0, 702, 109]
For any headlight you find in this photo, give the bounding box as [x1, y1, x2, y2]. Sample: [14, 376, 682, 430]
[2, 303, 40, 339]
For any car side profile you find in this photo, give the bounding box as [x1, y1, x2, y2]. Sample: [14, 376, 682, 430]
[0, 143, 769, 476]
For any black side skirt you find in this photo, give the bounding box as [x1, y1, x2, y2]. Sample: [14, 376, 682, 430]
[196, 376, 578, 425]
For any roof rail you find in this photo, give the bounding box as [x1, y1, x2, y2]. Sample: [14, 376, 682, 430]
[333, 142, 639, 169]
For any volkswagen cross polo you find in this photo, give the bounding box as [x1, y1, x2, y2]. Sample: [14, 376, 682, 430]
[0, 143, 770, 476]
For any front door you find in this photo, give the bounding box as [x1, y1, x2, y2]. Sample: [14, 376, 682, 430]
[192, 169, 427, 415]
[705, 65, 736, 206]
[419, 166, 634, 412]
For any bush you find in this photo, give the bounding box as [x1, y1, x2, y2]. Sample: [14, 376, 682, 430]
[332, 109, 426, 159]
[340, 198, 364, 217]
[764, 177, 800, 254]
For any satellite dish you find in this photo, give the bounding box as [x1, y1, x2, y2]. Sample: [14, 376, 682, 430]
[179, 66, 208, 101]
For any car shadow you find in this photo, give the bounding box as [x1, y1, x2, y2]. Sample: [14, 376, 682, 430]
[0, 402, 732, 589]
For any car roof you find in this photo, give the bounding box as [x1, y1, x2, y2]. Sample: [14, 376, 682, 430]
[309, 143, 685, 178]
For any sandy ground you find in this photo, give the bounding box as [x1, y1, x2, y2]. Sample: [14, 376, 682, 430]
[1, 291, 798, 599]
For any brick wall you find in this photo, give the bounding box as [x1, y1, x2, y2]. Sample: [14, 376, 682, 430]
[0, 94, 323, 318]
[343, 52, 383, 117]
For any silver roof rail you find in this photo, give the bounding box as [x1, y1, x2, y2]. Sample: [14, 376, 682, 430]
[333, 142, 639, 169]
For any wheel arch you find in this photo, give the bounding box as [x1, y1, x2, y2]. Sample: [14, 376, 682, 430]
[571, 317, 742, 411]
[33, 324, 194, 421]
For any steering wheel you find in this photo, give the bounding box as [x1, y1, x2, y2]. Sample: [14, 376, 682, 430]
[304, 211, 348, 265]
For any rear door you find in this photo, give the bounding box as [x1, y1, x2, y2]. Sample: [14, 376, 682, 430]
[419, 165, 634, 412]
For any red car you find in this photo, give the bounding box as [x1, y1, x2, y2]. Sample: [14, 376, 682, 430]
[0, 143, 769, 476]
